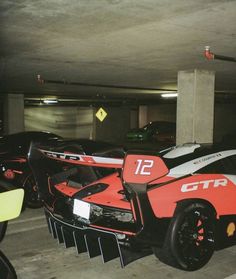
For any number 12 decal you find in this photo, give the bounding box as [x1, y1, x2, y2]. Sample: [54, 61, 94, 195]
[135, 159, 154, 175]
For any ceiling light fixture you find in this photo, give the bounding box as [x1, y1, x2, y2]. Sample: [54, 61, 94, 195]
[43, 99, 58, 104]
[161, 93, 178, 98]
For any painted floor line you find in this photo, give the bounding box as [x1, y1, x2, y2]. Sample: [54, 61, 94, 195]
[10, 215, 45, 224]
[224, 275, 236, 279]
[6, 224, 48, 235]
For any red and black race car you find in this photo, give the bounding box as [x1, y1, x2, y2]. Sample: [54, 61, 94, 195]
[29, 142, 236, 271]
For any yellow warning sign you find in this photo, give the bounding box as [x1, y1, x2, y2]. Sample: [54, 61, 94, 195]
[96, 108, 107, 122]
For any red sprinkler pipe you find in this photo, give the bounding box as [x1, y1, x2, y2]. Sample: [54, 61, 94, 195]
[37, 74, 44, 84]
[204, 46, 214, 60]
[204, 46, 236, 63]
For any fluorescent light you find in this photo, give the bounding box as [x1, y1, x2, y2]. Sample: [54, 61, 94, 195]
[161, 93, 178, 98]
[43, 99, 58, 104]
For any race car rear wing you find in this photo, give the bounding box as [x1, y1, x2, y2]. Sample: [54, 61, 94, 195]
[39, 148, 124, 169]
[28, 142, 124, 201]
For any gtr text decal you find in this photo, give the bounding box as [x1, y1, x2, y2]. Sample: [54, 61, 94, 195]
[43, 151, 82, 161]
[181, 179, 228, 192]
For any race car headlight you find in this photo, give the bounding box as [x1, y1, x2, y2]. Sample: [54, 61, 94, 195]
[102, 209, 134, 223]
[90, 204, 134, 223]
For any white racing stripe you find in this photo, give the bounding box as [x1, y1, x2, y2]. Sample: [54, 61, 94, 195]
[224, 174, 236, 185]
[224, 275, 236, 279]
[169, 150, 236, 177]
[163, 143, 201, 158]
[6, 224, 48, 235]
[10, 215, 45, 225]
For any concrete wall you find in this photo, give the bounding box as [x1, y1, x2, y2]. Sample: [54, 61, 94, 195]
[4, 94, 24, 135]
[130, 108, 138, 129]
[25, 106, 93, 139]
[0, 99, 4, 136]
[94, 106, 130, 144]
[24, 102, 236, 144]
[139, 105, 148, 128]
[147, 102, 236, 143]
[147, 104, 176, 123]
[25, 104, 176, 142]
[214, 103, 236, 142]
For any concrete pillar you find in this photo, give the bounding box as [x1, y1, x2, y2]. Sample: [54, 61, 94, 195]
[130, 108, 138, 129]
[177, 69, 215, 145]
[139, 105, 148, 128]
[3, 94, 24, 135]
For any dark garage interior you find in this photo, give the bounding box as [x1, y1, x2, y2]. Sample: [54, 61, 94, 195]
[0, 1, 236, 278]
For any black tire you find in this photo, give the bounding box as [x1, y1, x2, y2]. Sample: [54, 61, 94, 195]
[22, 173, 42, 209]
[153, 202, 216, 271]
[0, 250, 17, 279]
[0, 222, 8, 242]
[0, 179, 16, 193]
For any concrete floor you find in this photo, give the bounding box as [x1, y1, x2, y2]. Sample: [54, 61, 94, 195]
[1, 208, 236, 279]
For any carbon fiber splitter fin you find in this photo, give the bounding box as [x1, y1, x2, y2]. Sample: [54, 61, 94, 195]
[46, 212, 152, 267]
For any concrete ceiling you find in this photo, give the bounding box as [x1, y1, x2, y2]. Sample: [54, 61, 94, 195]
[0, 0, 236, 102]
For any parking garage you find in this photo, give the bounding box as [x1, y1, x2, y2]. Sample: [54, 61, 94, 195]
[0, 1, 236, 279]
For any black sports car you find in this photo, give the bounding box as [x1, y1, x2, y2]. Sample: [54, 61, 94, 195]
[0, 131, 124, 208]
[29, 142, 236, 271]
[126, 121, 176, 143]
[0, 131, 61, 208]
